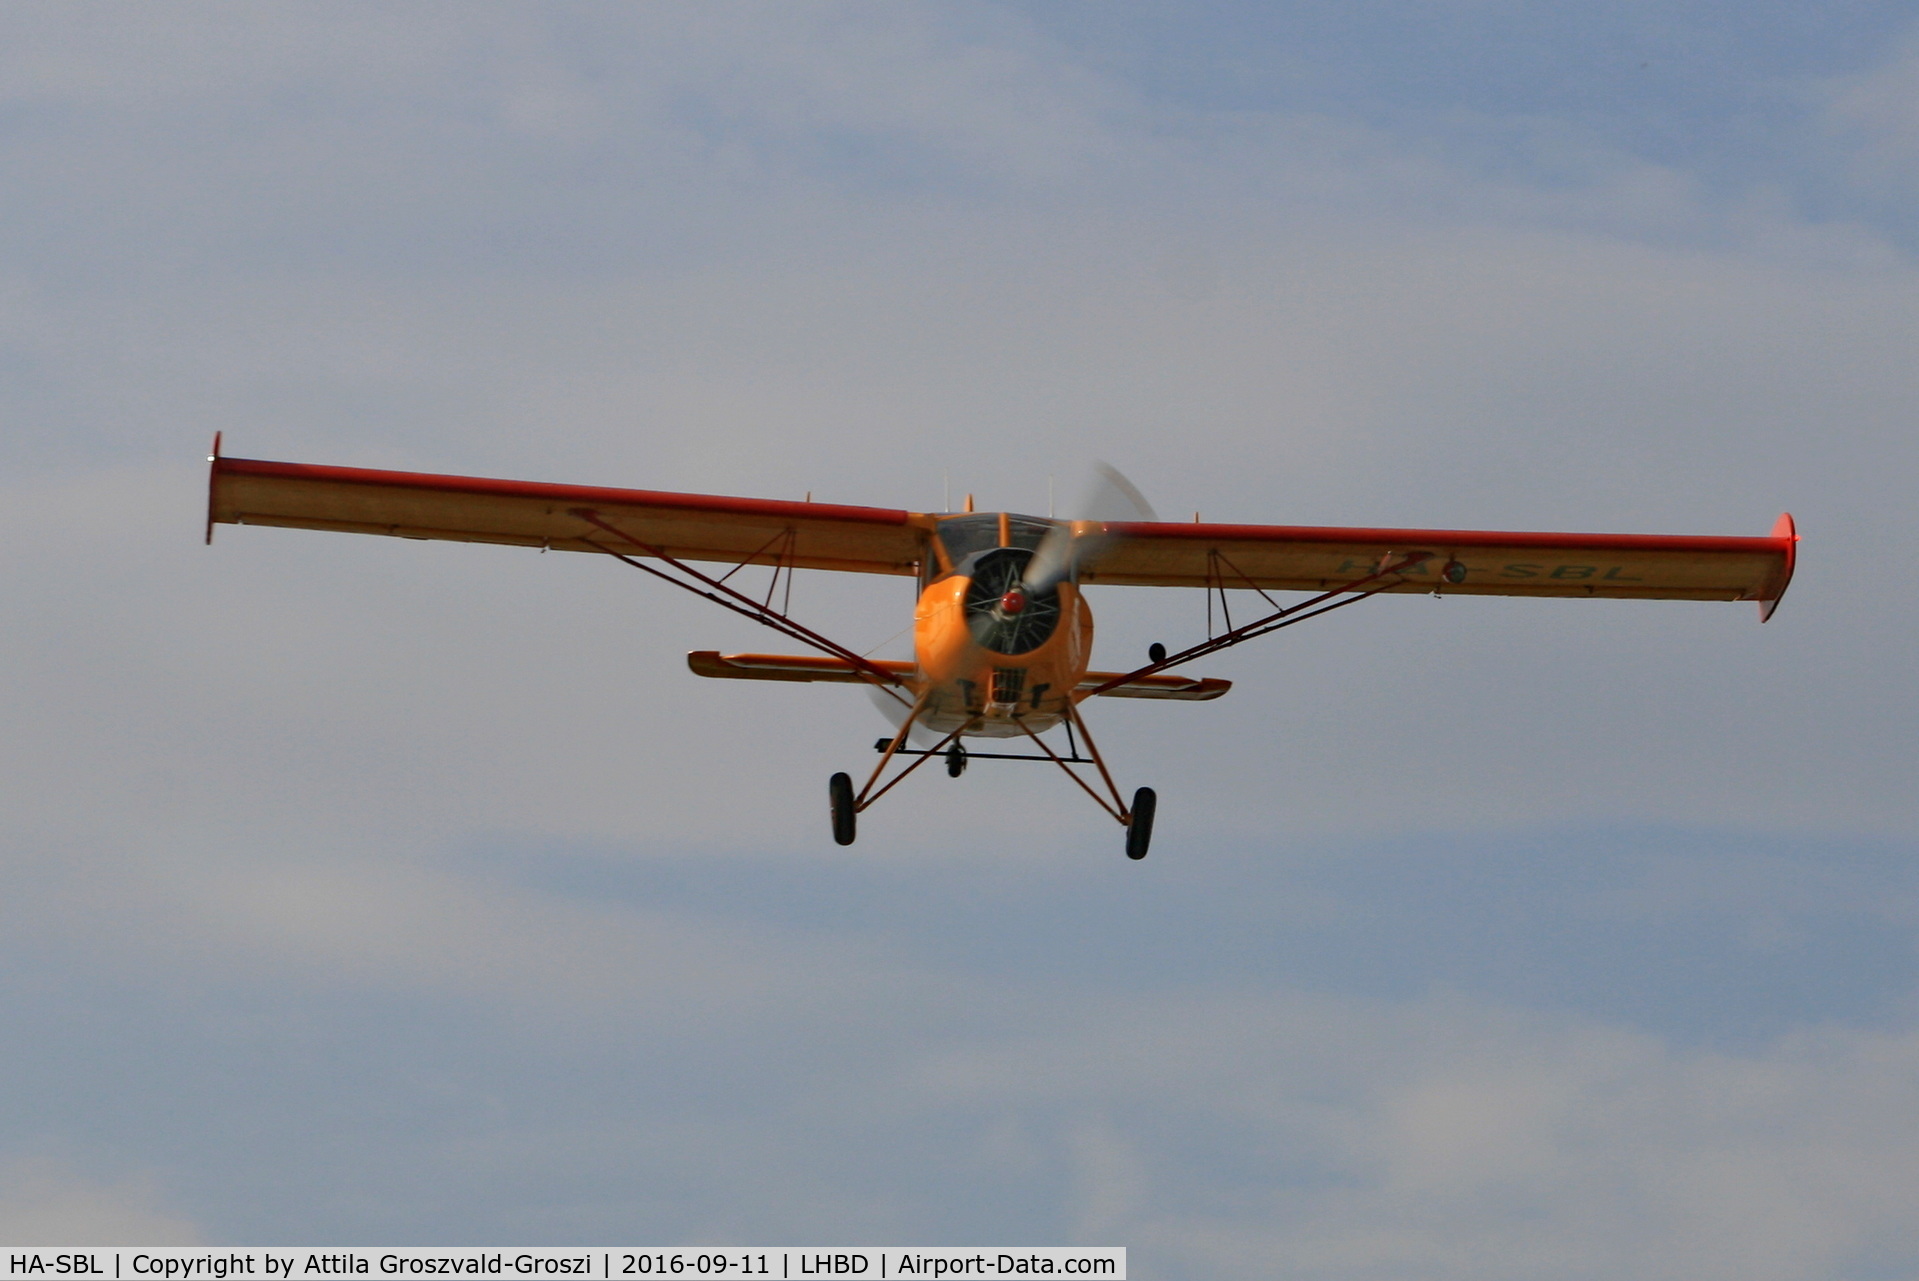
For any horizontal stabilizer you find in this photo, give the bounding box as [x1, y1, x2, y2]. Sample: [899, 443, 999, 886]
[687, 652, 1230, 701]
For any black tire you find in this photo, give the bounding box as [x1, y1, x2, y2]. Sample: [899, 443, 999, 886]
[829, 772, 857, 845]
[945, 744, 967, 778]
[1148, 642, 1167, 664]
[1125, 787, 1156, 860]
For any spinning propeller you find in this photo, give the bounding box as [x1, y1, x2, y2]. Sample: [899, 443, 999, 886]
[964, 549, 1062, 654]
[1022, 463, 1158, 595]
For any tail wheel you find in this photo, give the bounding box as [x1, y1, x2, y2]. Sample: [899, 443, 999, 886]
[1125, 787, 1156, 860]
[829, 772, 857, 845]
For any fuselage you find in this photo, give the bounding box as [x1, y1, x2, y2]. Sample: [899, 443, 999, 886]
[910, 512, 1094, 739]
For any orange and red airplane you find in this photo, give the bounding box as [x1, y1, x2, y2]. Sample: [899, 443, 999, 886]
[205, 436, 1796, 858]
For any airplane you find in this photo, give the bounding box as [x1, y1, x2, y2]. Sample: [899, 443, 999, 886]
[204, 434, 1797, 859]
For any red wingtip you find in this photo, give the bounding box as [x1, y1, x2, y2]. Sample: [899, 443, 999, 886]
[205, 433, 223, 545]
[1759, 512, 1798, 622]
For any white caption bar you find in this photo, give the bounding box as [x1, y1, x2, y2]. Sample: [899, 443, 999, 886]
[3, 1251, 1124, 1281]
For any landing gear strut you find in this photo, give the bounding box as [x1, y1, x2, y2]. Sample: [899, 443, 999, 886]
[843, 694, 1155, 860]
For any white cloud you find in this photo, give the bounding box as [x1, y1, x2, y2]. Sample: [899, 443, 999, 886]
[910, 992, 1919, 1278]
[1826, 32, 1919, 182]
[6, 774, 1919, 1269]
[0, 0, 1888, 296]
[13, 816, 1919, 1273]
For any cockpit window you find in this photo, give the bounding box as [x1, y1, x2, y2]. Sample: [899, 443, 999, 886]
[935, 515, 1000, 566]
[1005, 515, 1055, 551]
[935, 513, 1059, 569]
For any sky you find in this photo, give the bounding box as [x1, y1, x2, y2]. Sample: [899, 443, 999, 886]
[3, 2, 1919, 1274]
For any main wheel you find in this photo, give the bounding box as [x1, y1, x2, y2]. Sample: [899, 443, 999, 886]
[829, 772, 857, 845]
[1125, 787, 1156, 860]
[945, 744, 968, 777]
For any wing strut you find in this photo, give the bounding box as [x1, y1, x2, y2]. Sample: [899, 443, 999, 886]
[1080, 550, 1436, 698]
[572, 507, 911, 702]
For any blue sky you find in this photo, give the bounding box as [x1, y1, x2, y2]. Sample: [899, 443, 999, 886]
[3, 4, 1919, 1275]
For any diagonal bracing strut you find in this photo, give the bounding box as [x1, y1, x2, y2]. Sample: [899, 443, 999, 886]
[1014, 701, 1132, 825]
[1079, 552, 1435, 698]
[572, 508, 911, 704]
[854, 687, 974, 812]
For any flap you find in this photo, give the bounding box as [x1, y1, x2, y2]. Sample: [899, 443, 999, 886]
[687, 652, 916, 683]
[1078, 671, 1231, 701]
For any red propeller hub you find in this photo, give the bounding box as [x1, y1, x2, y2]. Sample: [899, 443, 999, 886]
[999, 589, 1028, 614]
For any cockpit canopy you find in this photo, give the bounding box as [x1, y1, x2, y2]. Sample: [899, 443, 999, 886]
[934, 513, 1059, 571]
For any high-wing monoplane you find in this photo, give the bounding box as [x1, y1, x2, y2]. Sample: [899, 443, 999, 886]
[206, 436, 1796, 858]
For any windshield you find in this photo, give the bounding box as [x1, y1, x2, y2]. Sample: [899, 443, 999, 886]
[935, 513, 1058, 568]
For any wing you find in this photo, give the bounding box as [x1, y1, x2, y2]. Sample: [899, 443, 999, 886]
[1084, 513, 1798, 609]
[207, 445, 929, 576]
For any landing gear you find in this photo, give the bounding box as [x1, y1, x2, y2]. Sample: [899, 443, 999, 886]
[829, 772, 856, 845]
[1148, 642, 1167, 664]
[851, 695, 1154, 858]
[1125, 787, 1156, 860]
